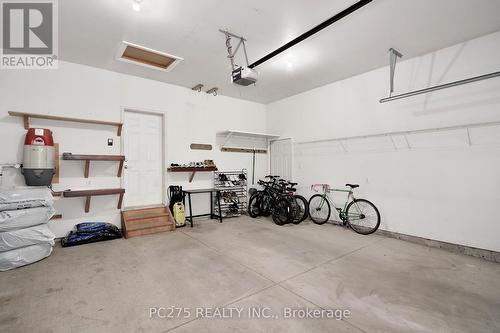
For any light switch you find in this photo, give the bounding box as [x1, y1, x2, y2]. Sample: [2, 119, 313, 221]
[108, 138, 113, 146]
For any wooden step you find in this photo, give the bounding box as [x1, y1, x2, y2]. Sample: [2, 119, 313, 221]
[122, 207, 170, 219]
[126, 216, 173, 231]
[121, 206, 175, 238]
[125, 224, 174, 238]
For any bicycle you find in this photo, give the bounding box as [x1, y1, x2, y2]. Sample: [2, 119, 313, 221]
[248, 176, 278, 217]
[248, 176, 308, 225]
[308, 184, 380, 235]
[275, 179, 309, 224]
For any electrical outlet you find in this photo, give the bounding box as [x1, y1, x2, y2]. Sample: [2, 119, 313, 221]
[108, 138, 113, 146]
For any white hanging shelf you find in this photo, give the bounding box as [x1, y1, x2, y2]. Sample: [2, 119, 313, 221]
[217, 130, 280, 152]
[216, 130, 280, 139]
[296, 120, 500, 146]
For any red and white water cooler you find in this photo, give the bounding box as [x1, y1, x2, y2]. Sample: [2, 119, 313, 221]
[22, 128, 55, 186]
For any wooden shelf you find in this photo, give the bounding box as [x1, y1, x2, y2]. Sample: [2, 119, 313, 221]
[9, 111, 123, 136]
[167, 166, 218, 182]
[62, 153, 125, 178]
[62, 188, 125, 213]
[221, 147, 267, 154]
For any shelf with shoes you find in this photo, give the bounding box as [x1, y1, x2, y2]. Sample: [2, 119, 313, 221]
[214, 170, 248, 218]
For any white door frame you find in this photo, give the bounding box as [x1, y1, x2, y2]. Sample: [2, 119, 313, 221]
[120, 106, 167, 208]
[270, 137, 294, 180]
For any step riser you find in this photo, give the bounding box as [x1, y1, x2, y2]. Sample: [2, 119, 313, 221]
[126, 222, 175, 232]
[123, 207, 171, 219]
[122, 206, 175, 239]
[124, 224, 174, 238]
[127, 213, 170, 222]
[125, 216, 172, 228]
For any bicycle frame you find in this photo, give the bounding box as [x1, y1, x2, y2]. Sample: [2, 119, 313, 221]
[312, 186, 364, 222]
[256, 180, 285, 214]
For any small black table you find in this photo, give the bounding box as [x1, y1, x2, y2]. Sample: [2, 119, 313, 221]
[182, 188, 223, 227]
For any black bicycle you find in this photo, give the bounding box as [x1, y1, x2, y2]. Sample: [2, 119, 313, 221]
[248, 176, 308, 225]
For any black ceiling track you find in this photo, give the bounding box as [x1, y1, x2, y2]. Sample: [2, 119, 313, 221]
[248, 0, 373, 69]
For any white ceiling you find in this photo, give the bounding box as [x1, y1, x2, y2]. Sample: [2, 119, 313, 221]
[59, 0, 500, 103]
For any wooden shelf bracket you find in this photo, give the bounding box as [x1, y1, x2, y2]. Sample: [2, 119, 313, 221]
[62, 153, 125, 178]
[62, 188, 125, 213]
[167, 166, 218, 183]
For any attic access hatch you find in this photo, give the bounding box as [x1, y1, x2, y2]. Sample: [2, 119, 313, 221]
[117, 41, 183, 72]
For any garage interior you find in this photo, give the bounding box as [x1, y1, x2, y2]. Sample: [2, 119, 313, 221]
[1, 1, 500, 332]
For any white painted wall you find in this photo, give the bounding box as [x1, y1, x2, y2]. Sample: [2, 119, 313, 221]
[0, 61, 267, 237]
[2, 30, 499, 252]
[267, 31, 500, 252]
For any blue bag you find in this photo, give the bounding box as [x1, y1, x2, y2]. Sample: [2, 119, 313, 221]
[61, 222, 122, 247]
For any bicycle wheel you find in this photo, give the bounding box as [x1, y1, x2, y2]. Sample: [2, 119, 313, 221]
[272, 197, 292, 226]
[346, 199, 380, 235]
[308, 194, 331, 225]
[292, 195, 309, 224]
[248, 193, 261, 218]
[260, 195, 272, 217]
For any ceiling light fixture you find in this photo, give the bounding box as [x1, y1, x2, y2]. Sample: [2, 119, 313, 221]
[132, 0, 142, 12]
[206, 87, 218, 96]
[191, 84, 204, 92]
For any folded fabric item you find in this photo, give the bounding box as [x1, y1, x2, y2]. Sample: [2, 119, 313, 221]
[0, 242, 53, 271]
[0, 188, 54, 211]
[0, 225, 55, 252]
[61, 222, 122, 247]
[0, 206, 56, 232]
[75, 222, 119, 234]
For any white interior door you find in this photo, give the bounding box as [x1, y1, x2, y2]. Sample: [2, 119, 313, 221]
[123, 110, 164, 208]
[270, 138, 293, 180]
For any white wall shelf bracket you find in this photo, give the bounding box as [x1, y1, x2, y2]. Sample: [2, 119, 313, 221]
[389, 135, 398, 150]
[403, 134, 411, 150]
[339, 140, 348, 153]
[466, 128, 473, 146]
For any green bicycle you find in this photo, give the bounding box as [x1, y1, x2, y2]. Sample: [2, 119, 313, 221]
[308, 184, 380, 235]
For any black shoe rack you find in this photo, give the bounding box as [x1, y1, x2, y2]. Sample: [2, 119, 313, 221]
[213, 170, 248, 218]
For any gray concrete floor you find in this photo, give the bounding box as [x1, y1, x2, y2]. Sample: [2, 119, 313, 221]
[1, 216, 499, 333]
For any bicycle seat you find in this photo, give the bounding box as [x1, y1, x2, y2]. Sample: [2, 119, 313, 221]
[287, 187, 297, 192]
[346, 184, 359, 189]
[289, 182, 298, 186]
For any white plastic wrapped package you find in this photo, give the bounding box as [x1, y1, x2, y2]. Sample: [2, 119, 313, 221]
[0, 225, 55, 252]
[0, 206, 56, 232]
[0, 188, 54, 211]
[0, 242, 53, 271]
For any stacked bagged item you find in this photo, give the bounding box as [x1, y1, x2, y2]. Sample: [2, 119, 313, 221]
[61, 222, 122, 247]
[0, 188, 56, 271]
